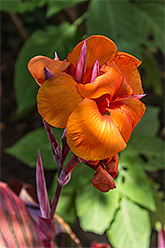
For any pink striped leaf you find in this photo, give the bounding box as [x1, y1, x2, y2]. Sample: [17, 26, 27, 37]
[0, 182, 42, 247]
[0, 181, 82, 247]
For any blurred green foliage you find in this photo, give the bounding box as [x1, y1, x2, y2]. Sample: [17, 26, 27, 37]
[2, 0, 164, 247]
[14, 23, 81, 115]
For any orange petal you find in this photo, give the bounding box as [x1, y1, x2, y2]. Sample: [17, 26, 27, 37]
[77, 67, 123, 99]
[67, 35, 118, 83]
[28, 56, 70, 86]
[107, 54, 144, 97]
[117, 52, 142, 67]
[37, 73, 83, 128]
[109, 96, 146, 142]
[108, 107, 133, 143]
[66, 98, 126, 161]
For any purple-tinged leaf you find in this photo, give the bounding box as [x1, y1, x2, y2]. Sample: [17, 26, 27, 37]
[38, 216, 56, 248]
[0, 182, 42, 247]
[75, 40, 87, 83]
[42, 119, 62, 169]
[44, 67, 54, 80]
[62, 129, 70, 162]
[133, 94, 147, 99]
[0, 181, 82, 248]
[90, 60, 99, 83]
[36, 150, 50, 219]
[54, 52, 59, 61]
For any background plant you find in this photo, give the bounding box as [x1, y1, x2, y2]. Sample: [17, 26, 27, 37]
[1, 0, 164, 247]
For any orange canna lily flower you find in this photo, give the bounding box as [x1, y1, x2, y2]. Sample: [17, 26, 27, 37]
[28, 35, 146, 163]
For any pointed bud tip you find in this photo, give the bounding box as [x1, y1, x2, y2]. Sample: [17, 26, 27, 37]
[90, 60, 100, 83]
[133, 93, 147, 99]
[54, 52, 59, 61]
[37, 149, 42, 166]
[58, 171, 71, 186]
[75, 40, 87, 83]
[44, 67, 54, 80]
[82, 39, 87, 49]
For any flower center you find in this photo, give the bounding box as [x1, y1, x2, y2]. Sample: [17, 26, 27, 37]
[95, 94, 111, 115]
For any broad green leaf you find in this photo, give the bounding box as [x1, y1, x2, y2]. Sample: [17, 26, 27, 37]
[86, 0, 141, 56]
[117, 156, 156, 211]
[46, 0, 87, 18]
[86, 0, 164, 56]
[134, 1, 165, 54]
[67, 162, 94, 188]
[122, 105, 164, 171]
[133, 105, 160, 137]
[140, 50, 163, 96]
[14, 23, 81, 115]
[149, 180, 165, 231]
[6, 127, 63, 169]
[0, 0, 46, 13]
[123, 135, 165, 171]
[107, 197, 151, 248]
[75, 184, 120, 234]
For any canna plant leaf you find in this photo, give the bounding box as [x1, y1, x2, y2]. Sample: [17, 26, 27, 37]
[107, 197, 151, 248]
[140, 50, 163, 96]
[14, 23, 81, 116]
[0, 181, 81, 248]
[75, 184, 120, 234]
[117, 156, 156, 211]
[133, 106, 160, 137]
[6, 127, 63, 169]
[0, 0, 46, 13]
[86, 0, 141, 56]
[86, 0, 164, 56]
[36, 150, 50, 219]
[120, 105, 165, 172]
[0, 182, 42, 247]
[133, 1, 165, 54]
[46, 0, 87, 18]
